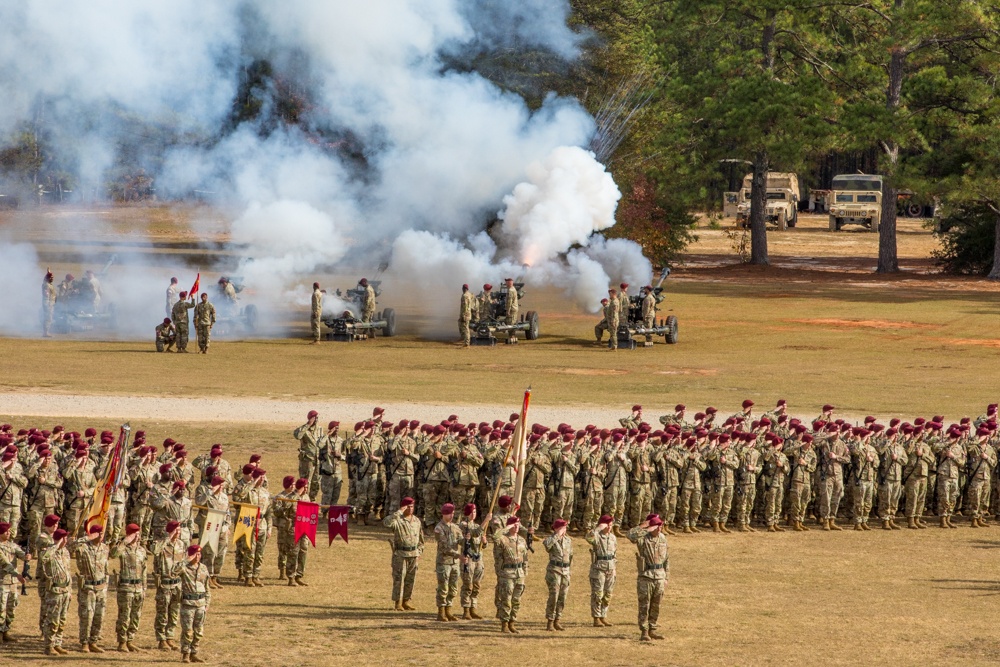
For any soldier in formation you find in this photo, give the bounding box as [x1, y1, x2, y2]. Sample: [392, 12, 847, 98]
[193, 293, 216, 354]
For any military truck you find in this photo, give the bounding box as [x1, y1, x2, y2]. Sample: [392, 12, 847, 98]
[321, 280, 396, 342]
[470, 280, 539, 346]
[735, 172, 800, 231]
[614, 268, 678, 350]
[828, 174, 883, 232]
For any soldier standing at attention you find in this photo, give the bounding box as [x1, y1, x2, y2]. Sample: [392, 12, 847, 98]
[476, 284, 493, 322]
[171, 292, 195, 353]
[166, 277, 179, 317]
[605, 288, 620, 351]
[503, 277, 519, 342]
[0, 521, 29, 643]
[74, 524, 110, 653]
[937, 428, 966, 528]
[111, 523, 146, 653]
[273, 476, 296, 582]
[285, 478, 312, 587]
[294, 410, 324, 501]
[586, 515, 617, 627]
[641, 285, 657, 343]
[542, 518, 572, 631]
[458, 284, 474, 347]
[459, 503, 489, 620]
[310, 282, 323, 343]
[40, 528, 72, 656]
[359, 278, 376, 323]
[493, 515, 529, 635]
[628, 515, 668, 642]
[617, 282, 631, 322]
[42, 269, 57, 337]
[34, 514, 60, 634]
[434, 503, 462, 621]
[235, 469, 272, 585]
[154, 521, 185, 650]
[878, 429, 908, 530]
[176, 544, 210, 664]
[383, 497, 423, 611]
[193, 293, 216, 354]
[319, 421, 345, 507]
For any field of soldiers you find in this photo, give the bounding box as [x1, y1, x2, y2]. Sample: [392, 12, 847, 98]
[2, 206, 1000, 666]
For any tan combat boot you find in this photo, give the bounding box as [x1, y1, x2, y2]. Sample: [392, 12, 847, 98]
[711, 521, 720, 533]
[89, 644, 104, 654]
[917, 517, 928, 529]
[444, 607, 457, 621]
[127, 642, 138, 652]
[593, 617, 602, 627]
[462, 608, 472, 620]
[253, 578, 263, 587]
[794, 521, 805, 532]
[394, 600, 403, 611]
[800, 520, 810, 531]
[501, 621, 510, 634]
[546, 620, 555, 631]
[166, 639, 178, 650]
[774, 523, 785, 532]
[54, 646, 69, 655]
[437, 607, 447, 622]
[158, 640, 170, 651]
[613, 526, 623, 537]
[507, 621, 519, 634]
[890, 518, 902, 530]
[215, 576, 225, 588]
[690, 524, 701, 533]
[882, 519, 892, 530]
[640, 630, 651, 642]
[287, 578, 297, 587]
[830, 518, 843, 531]
[181, 652, 191, 663]
[191, 654, 205, 663]
[908, 517, 918, 529]
[971, 517, 981, 528]
[470, 608, 482, 619]
[600, 617, 613, 627]
[294, 577, 307, 587]
[118, 642, 129, 652]
[948, 516, 959, 529]
[854, 523, 864, 531]
[80, 644, 91, 653]
[44, 647, 55, 656]
[664, 525, 677, 536]
[767, 524, 777, 533]
[402, 599, 416, 611]
[738, 523, 749, 533]
[720, 522, 731, 533]
[683, 525, 693, 534]
[940, 516, 949, 528]
[822, 519, 831, 531]
[553, 619, 565, 631]
[649, 629, 665, 640]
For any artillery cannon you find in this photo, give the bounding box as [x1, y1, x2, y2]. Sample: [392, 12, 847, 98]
[212, 276, 259, 335]
[52, 255, 119, 334]
[470, 281, 539, 347]
[614, 268, 678, 349]
[322, 279, 396, 342]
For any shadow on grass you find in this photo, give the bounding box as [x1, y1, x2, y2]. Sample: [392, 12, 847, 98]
[929, 578, 1000, 595]
[966, 539, 1000, 550]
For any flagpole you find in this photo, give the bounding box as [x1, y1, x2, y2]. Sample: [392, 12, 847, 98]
[511, 387, 531, 508]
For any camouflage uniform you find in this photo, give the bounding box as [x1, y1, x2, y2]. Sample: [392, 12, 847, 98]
[42, 279, 57, 336]
[110, 540, 146, 646]
[319, 433, 345, 507]
[492, 527, 529, 624]
[0, 539, 26, 637]
[936, 439, 965, 521]
[817, 437, 848, 523]
[627, 526, 669, 638]
[678, 449, 707, 530]
[542, 533, 572, 622]
[904, 441, 934, 523]
[34, 531, 55, 632]
[194, 485, 230, 577]
[171, 299, 195, 352]
[287, 491, 312, 581]
[458, 290, 474, 345]
[579, 447, 607, 531]
[551, 448, 580, 522]
[383, 510, 423, 603]
[602, 445, 631, 530]
[62, 458, 97, 537]
[878, 441, 908, 523]
[193, 299, 216, 352]
[153, 536, 185, 643]
[434, 520, 462, 611]
[311, 286, 323, 342]
[762, 448, 790, 527]
[734, 443, 760, 528]
[450, 440, 484, 511]
[521, 447, 552, 532]
[603, 299, 619, 349]
[585, 528, 616, 620]
[74, 537, 110, 647]
[628, 445, 654, 527]
[40, 543, 73, 651]
[176, 558, 211, 659]
[708, 445, 739, 526]
[355, 437, 384, 522]
[361, 284, 377, 322]
[788, 446, 817, 525]
[0, 462, 27, 539]
[852, 441, 879, 527]
[641, 290, 656, 342]
[504, 283, 519, 341]
[234, 484, 271, 580]
[293, 421, 324, 501]
[459, 518, 486, 612]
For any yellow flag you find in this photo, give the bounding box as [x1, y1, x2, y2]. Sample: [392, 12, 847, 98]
[232, 503, 258, 548]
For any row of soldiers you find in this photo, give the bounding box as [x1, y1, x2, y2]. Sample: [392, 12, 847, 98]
[289, 399, 1000, 541]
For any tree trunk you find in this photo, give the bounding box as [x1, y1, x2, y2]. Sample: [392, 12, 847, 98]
[877, 21, 906, 273]
[749, 151, 770, 265]
[988, 212, 1000, 281]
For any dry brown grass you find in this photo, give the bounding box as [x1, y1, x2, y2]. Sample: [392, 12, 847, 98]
[2, 417, 999, 667]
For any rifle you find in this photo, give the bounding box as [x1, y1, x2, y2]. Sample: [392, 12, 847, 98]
[525, 531, 535, 554]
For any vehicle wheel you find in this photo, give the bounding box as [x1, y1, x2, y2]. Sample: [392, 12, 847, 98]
[106, 303, 119, 330]
[382, 308, 396, 337]
[243, 304, 259, 332]
[828, 216, 838, 232]
[526, 311, 539, 340]
[788, 209, 797, 228]
[665, 316, 678, 344]
[870, 219, 879, 233]
[156, 339, 165, 353]
[777, 211, 787, 231]
[906, 203, 922, 218]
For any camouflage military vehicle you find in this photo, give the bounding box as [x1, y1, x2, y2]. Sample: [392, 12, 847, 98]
[321, 279, 396, 342]
[470, 280, 539, 346]
[828, 174, 882, 232]
[735, 172, 800, 231]
[614, 268, 677, 349]
[211, 276, 259, 335]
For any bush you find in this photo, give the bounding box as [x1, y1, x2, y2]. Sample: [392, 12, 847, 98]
[933, 202, 998, 276]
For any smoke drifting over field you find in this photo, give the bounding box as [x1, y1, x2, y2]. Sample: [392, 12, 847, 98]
[0, 1, 651, 339]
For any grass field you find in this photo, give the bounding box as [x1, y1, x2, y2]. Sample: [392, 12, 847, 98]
[1, 205, 999, 665]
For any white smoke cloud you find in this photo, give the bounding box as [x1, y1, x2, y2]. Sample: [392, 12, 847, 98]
[0, 1, 651, 340]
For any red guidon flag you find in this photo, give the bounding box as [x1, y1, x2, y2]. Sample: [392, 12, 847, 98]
[189, 273, 200, 299]
[294, 501, 319, 547]
[328, 506, 350, 544]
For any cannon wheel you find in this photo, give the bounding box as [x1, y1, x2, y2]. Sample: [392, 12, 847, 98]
[382, 308, 396, 337]
[525, 311, 539, 340]
[243, 304, 259, 332]
[665, 315, 678, 344]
